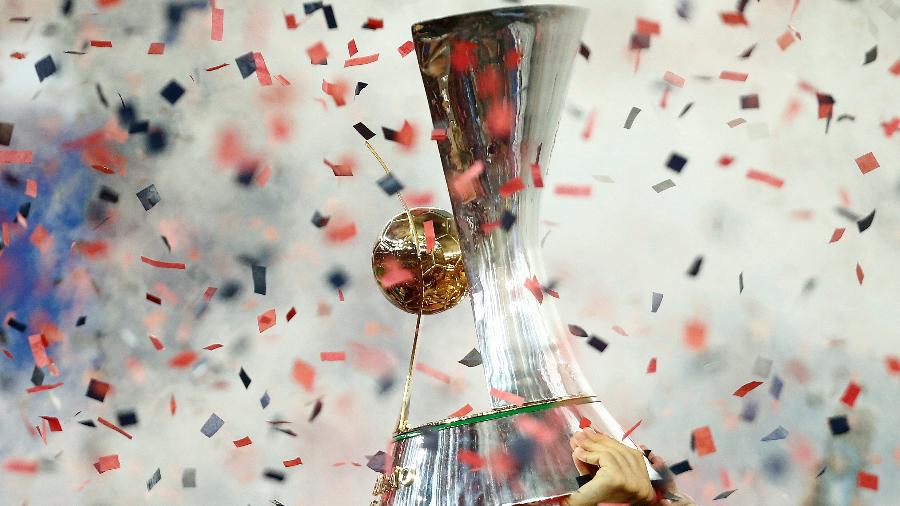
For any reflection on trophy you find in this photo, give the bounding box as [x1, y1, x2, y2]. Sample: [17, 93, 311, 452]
[369, 5, 658, 505]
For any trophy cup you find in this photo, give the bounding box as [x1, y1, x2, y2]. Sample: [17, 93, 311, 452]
[369, 5, 657, 505]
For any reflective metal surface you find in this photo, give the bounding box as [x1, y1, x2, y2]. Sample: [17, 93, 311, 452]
[414, 4, 590, 407]
[374, 6, 658, 505]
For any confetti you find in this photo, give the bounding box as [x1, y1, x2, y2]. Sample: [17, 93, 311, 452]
[97, 416, 133, 439]
[740, 94, 760, 109]
[777, 30, 796, 51]
[666, 153, 687, 173]
[307, 42, 328, 65]
[840, 381, 861, 407]
[0, 151, 32, 164]
[260, 391, 271, 409]
[692, 426, 716, 456]
[362, 17, 383, 29]
[147, 468, 162, 491]
[828, 415, 850, 435]
[624, 107, 641, 129]
[856, 263, 865, 284]
[252, 264, 267, 295]
[211, 6, 224, 41]
[93, 455, 120, 474]
[713, 490, 737, 500]
[398, 41, 414, 57]
[621, 419, 642, 440]
[320, 351, 345, 361]
[761, 425, 789, 441]
[0, 122, 13, 145]
[855, 152, 879, 174]
[458, 348, 482, 367]
[35, 55, 57, 81]
[686, 256, 703, 277]
[857, 471, 878, 491]
[746, 169, 784, 188]
[160, 80, 185, 105]
[652, 179, 676, 193]
[719, 71, 748, 81]
[377, 174, 404, 196]
[353, 122, 376, 140]
[140, 256, 185, 269]
[258, 309, 276, 333]
[863, 46, 877, 65]
[200, 413, 224, 437]
[86, 378, 110, 402]
[292, 359, 315, 391]
[449, 404, 474, 418]
[147, 42, 165, 54]
[829, 228, 845, 243]
[283, 457, 303, 468]
[233, 436, 252, 447]
[136, 184, 160, 210]
[344, 54, 379, 67]
[647, 357, 657, 373]
[182, 468, 196, 488]
[857, 210, 875, 233]
[490, 388, 525, 406]
[733, 381, 764, 397]
[239, 367, 251, 388]
[670, 460, 693, 475]
[651, 292, 663, 312]
[587, 336, 608, 352]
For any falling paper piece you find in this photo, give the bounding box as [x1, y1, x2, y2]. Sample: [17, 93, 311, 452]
[863, 46, 877, 65]
[136, 184, 160, 210]
[670, 460, 692, 475]
[624, 107, 640, 129]
[200, 413, 224, 437]
[828, 415, 850, 435]
[761, 425, 789, 441]
[855, 152, 879, 174]
[666, 153, 687, 173]
[35, 55, 57, 81]
[160, 80, 185, 105]
[147, 468, 162, 491]
[733, 381, 763, 397]
[458, 348, 482, 367]
[840, 381, 861, 407]
[182, 468, 196, 488]
[651, 292, 663, 312]
[692, 426, 716, 456]
[713, 490, 737, 500]
[252, 265, 267, 295]
[652, 179, 676, 193]
[857, 471, 878, 491]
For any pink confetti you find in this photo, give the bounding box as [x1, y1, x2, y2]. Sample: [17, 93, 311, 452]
[856, 263, 865, 285]
[292, 360, 315, 391]
[257, 309, 276, 333]
[93, 455, 119, 474]
[211, 7, 224, 41]
[307, 42, 328, 65]
[490, 388, 525, 406]
[664, 71, 685, 88]
[719, 71, 748, 81]
[523, 276, 543, 303]
[344, 54, 379, 67]
[424, 220, 435, 253]
[746, 169, 784, 188]
[621, 419, 642, 440]
[253, 52, 272, 86]
[415, 363, 451, 384]
[0, 150, 32, 164]
[554, 184, 592, 197]
[97, 417, 133, 440]
[776, 30, 796, 51]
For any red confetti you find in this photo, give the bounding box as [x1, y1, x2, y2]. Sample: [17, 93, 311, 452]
[857, 471, 878, 491]
[292, 359, 315, 391]
[146, 293, 161, 305]
[828, 228, 846, 243]
[458, 449, 484, 470]
[90, 40, 112, 48]
[233, 436, 252, 447]
[40, 416, 62, 432]
[286, 306, 297, 321]
[326, 222, 357, 242]
[320, 351, 346, 362]
[579, 416, 592, 429]
[283, 457, 303, 467]
[886, 356, 900, 375]
[449, 404, 473, 418]
[363, 17, 384, 29]
[581, 108, 596, 140]
[647, 357, 657, 374]
[523, 276, 543, 303]
[205, 63, 229, 72]
[530, 163, 544, 188]
[146, 42, 165, 55]
[720, 12, 748, 26]
[746, 169, 784, 188]
[285, 13, 299, 30]
[635, 18, 660, 36]
[148, 335, 164, 351]
[211, 7, 224, 41]
[26, 382, 63, 394]
[855, 152, 879, 174]
[856, 263, 865, 285]
[168, 350, 197, 368]
[499, 177, 525, 197]
[344, 54, 379, 67]
[258, 309, 276, 333]
[490, 387, 525, 406]
[253, 52, 272, 86]
[733, 380, 763, 397]
[140, 256, 185, 269]
[451, 40, 477, 71]
[430, 128, 447, 141]
[424, 220, 435, 253]
[347, 39, 357, 56]
[97, 416, 133, 439]
[890, 59, 900, 76]
[203, 286, 217, 300]
[664, 71, 685, 88]
[486, 100, 514, 138]
[719, 71, 748, 81]
[840, 381, 861, 407]
[10, 52, 27, 59]
[93, 455, 120, 474]
[621, 419, 642, 441]
[322, 79, 349, 107]
[203, 343, 223, 351]
[170, 394, 176, 415]
[397, 40, 414, 57]
[307, 42, 328, 65]
[684, 320, 707, 351]
[0, 150, 33, 164]
[692, 426, 717, 456]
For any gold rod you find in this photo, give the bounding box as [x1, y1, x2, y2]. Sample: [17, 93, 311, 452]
[364, 140, 424, 434]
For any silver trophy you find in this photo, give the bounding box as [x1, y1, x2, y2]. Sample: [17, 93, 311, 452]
[369, 5, 657, 505]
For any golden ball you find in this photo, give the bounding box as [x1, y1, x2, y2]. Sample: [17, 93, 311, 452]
[372, 208, 467, 315]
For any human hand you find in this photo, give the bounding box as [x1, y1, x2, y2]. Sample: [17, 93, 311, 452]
[641, 447, 696, 506]
[564, 428, 657, 506]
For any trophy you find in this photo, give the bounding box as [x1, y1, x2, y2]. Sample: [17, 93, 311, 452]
[369, 5, 657, 505]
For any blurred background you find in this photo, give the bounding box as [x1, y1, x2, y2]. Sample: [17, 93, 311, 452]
[1, 0, 898, 504]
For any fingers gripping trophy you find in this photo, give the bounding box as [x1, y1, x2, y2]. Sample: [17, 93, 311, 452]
[368, 6, 660, 505]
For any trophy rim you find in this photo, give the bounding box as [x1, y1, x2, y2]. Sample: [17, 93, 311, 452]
[411, 4, 589, 36]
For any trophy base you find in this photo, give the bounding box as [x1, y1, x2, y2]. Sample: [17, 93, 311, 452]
[373, 396, 654, 506]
